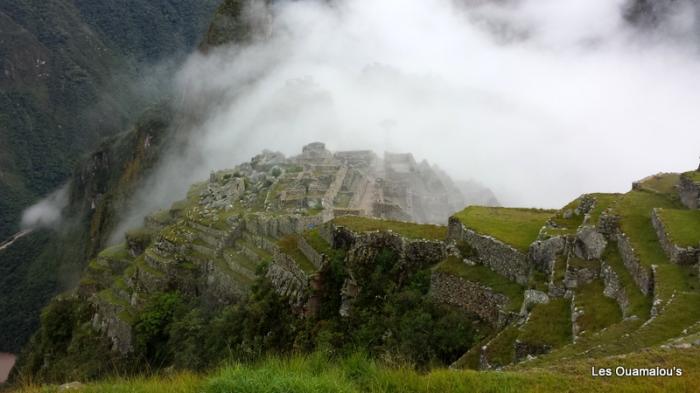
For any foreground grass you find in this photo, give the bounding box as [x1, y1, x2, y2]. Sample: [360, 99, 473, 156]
[454, 207, 555, 253]
[14, 349, 700, 393]
[332, 216, 447, 240]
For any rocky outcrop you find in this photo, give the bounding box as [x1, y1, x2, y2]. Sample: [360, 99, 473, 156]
[520, 289, 549, 315]
[678, 173, 700, 210]
[616, 234, 653, 296]
[529, 236, 566, 274]
[651, 209, 700, 265]
[448, 218, 530, 286]
[266, 250, 310, 308]
[574, 226, 607, 260]
[430, 272, 519, 329]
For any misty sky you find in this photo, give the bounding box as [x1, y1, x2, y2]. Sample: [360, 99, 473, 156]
[31, 0, 700, 237]
[166, 0, 700, 209]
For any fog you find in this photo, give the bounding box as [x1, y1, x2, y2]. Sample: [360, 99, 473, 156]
[110, 0, 700, 238]
[20, 184, 69, 230]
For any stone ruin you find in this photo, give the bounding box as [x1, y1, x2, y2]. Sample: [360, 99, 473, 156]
[202, 142, 466, 225]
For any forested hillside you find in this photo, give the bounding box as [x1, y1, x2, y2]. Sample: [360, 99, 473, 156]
[0, 0, 218, 352]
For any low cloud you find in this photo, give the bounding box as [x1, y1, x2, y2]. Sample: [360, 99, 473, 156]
[114, 0, 700, 237]
[20, 184, 69, 230]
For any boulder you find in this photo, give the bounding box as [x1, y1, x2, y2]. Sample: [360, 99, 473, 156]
[574, 226, 606, 260]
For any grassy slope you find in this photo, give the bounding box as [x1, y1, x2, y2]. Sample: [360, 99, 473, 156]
[453, 207, 555, 252]
[332, 216, 447, 240]
[573, 280, 622, 336]
[656, 208, 700, 248]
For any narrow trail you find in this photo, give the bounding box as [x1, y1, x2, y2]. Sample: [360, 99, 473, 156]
[0, 229, 34, 252]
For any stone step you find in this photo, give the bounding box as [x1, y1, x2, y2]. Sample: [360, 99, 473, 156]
[223, 250, 258, 280]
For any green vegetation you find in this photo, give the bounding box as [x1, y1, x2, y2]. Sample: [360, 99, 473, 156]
[278, 235, 317, 274]
[16, 347, 700, 393]
[518, 298, 572, 348]
[655, 208, 700, 247]
[482, 325, 520, 368]
[573, 280, 622, 335]
[333, 216, 447, 240]
[616, 190, 681, 269]
[434, 257, 524, 311]
[636, 173, 680, 195]
[683, 170, 700, 182]
[454, 207, 555, 252]
[588, 193, 622, 225]
[603, 244, 652, 319]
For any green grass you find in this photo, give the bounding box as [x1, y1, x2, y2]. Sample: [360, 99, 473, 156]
[573, 280, 622, 336]
[278, 235, 317, 274]
[454, 207, 555, 252]
[303, 228, 339, 258]
[332, 216, 447, 240]
[636, 173, 680, 195]
[98, 243, 130, 260]
[434, 256, 524, 311]
[588, 193, 622, 225]
[616, 190, 681, 270]
[482, 325, 520, 368]
[655, 208, 700, 248]
[603, 244, 652, 319]
[15, 348, 700, 393]
[519, 298, 572, 348]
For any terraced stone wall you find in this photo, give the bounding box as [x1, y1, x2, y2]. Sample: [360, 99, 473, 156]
[448, 218, 530, 286]
[429, 272, 517, 328]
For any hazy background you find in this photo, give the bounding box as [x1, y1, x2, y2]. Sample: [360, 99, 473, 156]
[27, 0, 700, 236]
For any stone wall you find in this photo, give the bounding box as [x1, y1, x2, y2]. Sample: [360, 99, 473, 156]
[600, 260, 632, 318]
[651, 209, 700, 265]
[332, 225, 447, 270]
[678, 174, 700, 209]
[243, 213, 322, 238]
[616, 233, 653, 296]
[430, 272, 517, 329]
[448, 217, 530, 286]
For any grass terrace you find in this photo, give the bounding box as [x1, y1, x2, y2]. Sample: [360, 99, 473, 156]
[434, 256, 524, 312]
[278, 235, 317, 274]
[573, 280, 622, 336]
[616, 190, 681, 270]
[332, 216, 447, 240]
[518, 298, 572, 348]
[636, 173, 681, 195]
[454, 207, 555, 252]
[602, 244, 652, 319]
[655, 208, 700, 248]
[587, 193, 622, 225]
